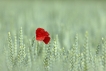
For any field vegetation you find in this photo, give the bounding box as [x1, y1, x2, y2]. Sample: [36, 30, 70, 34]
[0, 1, 106, 71]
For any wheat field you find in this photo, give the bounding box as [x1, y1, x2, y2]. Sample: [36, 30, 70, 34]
[0, 1, 106, 71]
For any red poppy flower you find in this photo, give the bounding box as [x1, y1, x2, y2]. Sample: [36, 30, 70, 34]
[36, 28, 50, 44]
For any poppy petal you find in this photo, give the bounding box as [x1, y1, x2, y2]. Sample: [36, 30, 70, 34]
[43, 37, 50, 44]
[36, 28, 47, 41]
[44, 31, 49, 37]
[36, 36, 45, 41]
[36, 28, 50, 44]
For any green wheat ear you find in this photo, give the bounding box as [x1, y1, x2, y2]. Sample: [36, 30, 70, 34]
[17, 27, 26, 64]
[14, 34, 17, 59]
[101, 38, 106, 70]
[7, 27, 30, 71]
[8, 32, 14, 70]
[83, 31, 91, 71]
[68, 34, 79, 71]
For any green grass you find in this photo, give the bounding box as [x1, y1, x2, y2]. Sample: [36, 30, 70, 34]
[0, 1, 106, 71]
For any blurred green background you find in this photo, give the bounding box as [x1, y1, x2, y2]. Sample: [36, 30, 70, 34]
[0, 1, 106, 70]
